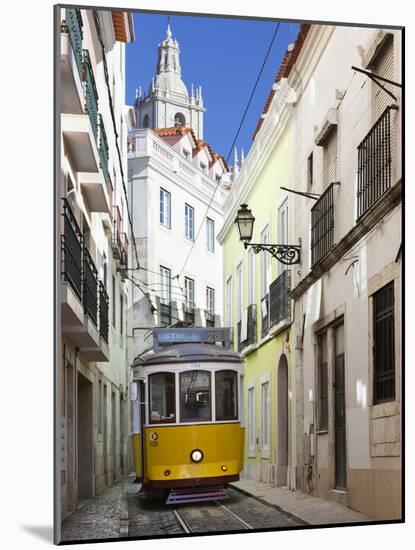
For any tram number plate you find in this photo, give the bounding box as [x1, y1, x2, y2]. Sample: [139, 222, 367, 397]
[150, 441, 158, 447]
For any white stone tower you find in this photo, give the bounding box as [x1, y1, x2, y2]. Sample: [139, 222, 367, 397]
[135, 19, 205, 139]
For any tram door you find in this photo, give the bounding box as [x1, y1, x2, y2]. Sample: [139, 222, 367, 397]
[131, 381, 144, 482]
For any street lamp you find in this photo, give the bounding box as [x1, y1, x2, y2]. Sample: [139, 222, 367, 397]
[234, 203, 301, 266]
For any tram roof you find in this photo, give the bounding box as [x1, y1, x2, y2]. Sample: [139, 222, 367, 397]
[132, 342, 242, 367]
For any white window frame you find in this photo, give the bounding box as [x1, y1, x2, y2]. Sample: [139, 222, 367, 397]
[185, 203, 194, 241]
[160, 266, 171, 305]
[236, 262, 243, 322]
[206, 217, 215, 253]
[247, 382, 256, 457]
[160, 188, 171, 229]
[260, 374, 271, 458]
[206, 286, 215, 314]
[184, 276, 195, 309]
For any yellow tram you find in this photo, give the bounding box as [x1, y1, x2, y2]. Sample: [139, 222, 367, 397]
[130, 328, 245, 503]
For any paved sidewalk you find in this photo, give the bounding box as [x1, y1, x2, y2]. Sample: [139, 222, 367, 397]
[231, 478, 375, 525]
[61, 475, 135, 542]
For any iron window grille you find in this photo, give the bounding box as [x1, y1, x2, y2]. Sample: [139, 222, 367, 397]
[373, 282, 395, 403]
[99, 282, 109, 343]
[98, 114, 110, 187]
[357, 106, 397, 219]
[311, 181, 338, 266]
[261, 294, 270, 339]
[61, 199, 83, 301]
[269, 270, 291, 328]
[83, 247, 98, 326]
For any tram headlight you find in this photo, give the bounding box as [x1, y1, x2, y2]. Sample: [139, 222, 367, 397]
[190, 449, 204, 463]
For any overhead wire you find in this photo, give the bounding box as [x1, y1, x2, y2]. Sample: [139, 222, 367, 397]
[178, 22, 283, 277]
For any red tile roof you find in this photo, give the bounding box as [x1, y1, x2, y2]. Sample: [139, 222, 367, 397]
[252, 24, 311, 140]
[153, 127, 229, 171]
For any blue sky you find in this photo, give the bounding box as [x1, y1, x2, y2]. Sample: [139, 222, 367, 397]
[126, 12, 299, 162]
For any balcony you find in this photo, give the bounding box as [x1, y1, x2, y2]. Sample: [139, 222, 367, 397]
[61, 199, 84, 326]
[82, 49, 99, 142]
[60, 8, 84, 114]
[159, 301, 172, 327]
[269, 270, 291, 329]
[83, 247, 98, 326]
[357, 106, 397, 219]
[311, 181, 339, 267]
[111, 205, 122, 259]
[261, 294, 270, 339]
[237, 304, 257, 352]
[99, 283, 109, 343]
[78, 171, 110, 213]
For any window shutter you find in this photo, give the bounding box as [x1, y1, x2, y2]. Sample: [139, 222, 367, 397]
[375, 39, 394, 118]
[324, 129, 338, 186]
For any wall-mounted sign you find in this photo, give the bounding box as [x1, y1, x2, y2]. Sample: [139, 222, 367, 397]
[153, 327, 231, 351]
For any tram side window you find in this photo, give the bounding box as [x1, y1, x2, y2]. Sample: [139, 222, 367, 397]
[215, 370, 238, 421]
[149, 373, 176, 423]
[180, 371, 211, 422]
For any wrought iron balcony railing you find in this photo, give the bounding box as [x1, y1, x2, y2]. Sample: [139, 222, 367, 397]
[205, 311, 215, 327]
[61, 198, 83, 301]
[98, 114, 110, 186]
[184, 306, 195, 325]
[357, 105, 397, 219]
[82, 49, 98, 141]
[64, 8, 83, 76]
[311, 181, 338, 267]
[120, 232, 129, 268]
[112, 205, 122, 259]
[159, 301, 172, 327]
[99, 282, 109, 343]
[237, 303, 257, 352]
[83, 247, 98, 326]
[261, 294, 270, 339]
[269, 270, 291, 328]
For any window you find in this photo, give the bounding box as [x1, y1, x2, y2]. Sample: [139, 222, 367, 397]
[278, 200, 288, 274]
[373, 282, 395, 403]
[206, 217, 215, 252]
[149, 373, 175, 423]
[236, 262, 243, 322]
[180, 371, 211, 421]
[185, 203, 194, 240]
[215, 370, 238, 421]
[226, 276, 232, 327]
[260, 226, 269, 298]
[112, 276, 116, 328]
[261, 381, 270, 456]
[160, 188, 171, 229]
[318, 333, 328, 430]
[206, 287, 215, 327]
[215, 174, 221, 184]
[143, 114, 150, 128]
[248, 387, 256, 456]
[248, 249, 255, 306]
[160, 266, 171, 327]
[200, 162, 207, 173]
[119, 292, 123, 336]
[182, 148, 190, 160]
[174, 112, 185, 126]
[372, 34, 394, 118]
[307, 152, 313, 191]
[324, 128, 338, 185]
[184, 277, 195, 321]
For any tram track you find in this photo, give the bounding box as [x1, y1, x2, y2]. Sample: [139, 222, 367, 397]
[172, 499, 254, 534]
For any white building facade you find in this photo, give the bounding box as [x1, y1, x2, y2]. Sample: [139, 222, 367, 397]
[127, 23, 230, 361]
[58, 7, 135, 521]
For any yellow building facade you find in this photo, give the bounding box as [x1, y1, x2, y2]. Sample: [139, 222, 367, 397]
[218, 77, 299, 487]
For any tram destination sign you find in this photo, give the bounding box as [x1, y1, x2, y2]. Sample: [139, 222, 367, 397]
[153, 327, 231, 351]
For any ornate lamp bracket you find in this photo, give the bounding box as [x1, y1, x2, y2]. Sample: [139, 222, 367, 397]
[243, 239, 302, 266]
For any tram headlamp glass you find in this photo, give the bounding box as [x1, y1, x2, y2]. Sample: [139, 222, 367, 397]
[190, 449, 203, 463]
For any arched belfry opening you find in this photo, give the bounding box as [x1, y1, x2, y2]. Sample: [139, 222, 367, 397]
[174, 112, 186, 127]
[143, 114, 150, 128]
[277, 354, 289, 486]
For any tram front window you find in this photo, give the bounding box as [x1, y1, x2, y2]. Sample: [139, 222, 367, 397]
[180, 371, 211, 422]
[149, 372, 175, 423]
[215, 370, 238, 420]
